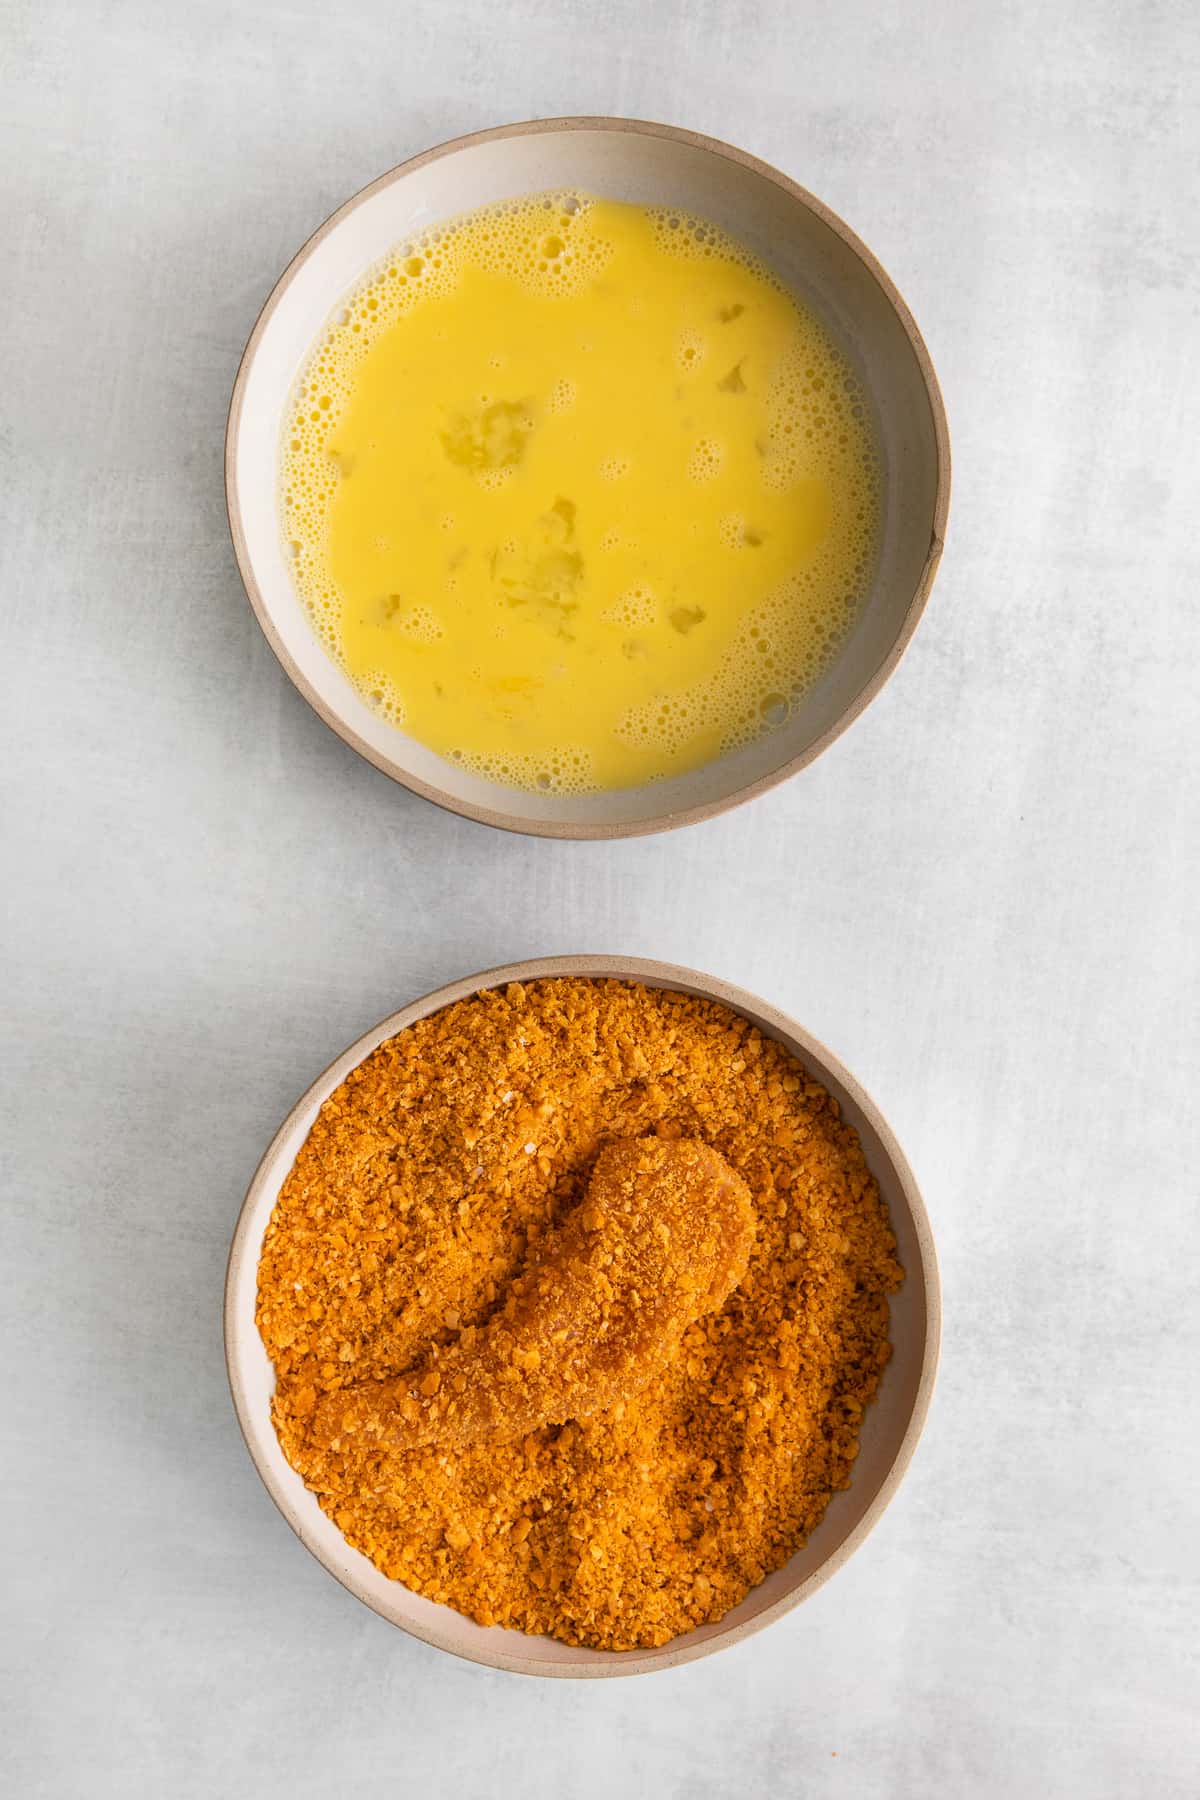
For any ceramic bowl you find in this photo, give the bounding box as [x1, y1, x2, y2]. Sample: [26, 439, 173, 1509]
[224, 955, 940, 1676]
[226, 117, 949, 839]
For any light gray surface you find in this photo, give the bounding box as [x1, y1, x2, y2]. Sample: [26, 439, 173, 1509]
[3, 1, 1197, 1794]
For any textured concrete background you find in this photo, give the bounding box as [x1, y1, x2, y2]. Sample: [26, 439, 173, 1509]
[3, 2, 1197, 1794]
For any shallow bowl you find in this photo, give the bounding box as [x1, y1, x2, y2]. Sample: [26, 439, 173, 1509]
[226, 117, 949, 838]
[224, 955, 940, 1675]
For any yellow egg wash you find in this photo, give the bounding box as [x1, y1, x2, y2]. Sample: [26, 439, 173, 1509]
[282, 194, 881, 792]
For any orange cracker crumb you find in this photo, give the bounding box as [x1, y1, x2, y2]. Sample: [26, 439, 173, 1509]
[256, 978, 902, 1652]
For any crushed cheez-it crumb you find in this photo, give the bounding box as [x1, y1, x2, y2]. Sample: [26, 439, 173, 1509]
[256, 978, 902, 1651]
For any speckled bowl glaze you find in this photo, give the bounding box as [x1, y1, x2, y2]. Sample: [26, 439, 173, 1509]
[224, 955, 940, 1676]
[226, 117, 949, 838]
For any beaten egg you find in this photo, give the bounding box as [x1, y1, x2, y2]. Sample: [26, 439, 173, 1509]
[283, 194, 881, 792]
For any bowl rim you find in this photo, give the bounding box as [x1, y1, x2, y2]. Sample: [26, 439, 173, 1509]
[224, 115, 951, 841]
[224, 953, 941, 1676]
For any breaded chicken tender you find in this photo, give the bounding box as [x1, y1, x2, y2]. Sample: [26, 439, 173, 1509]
[311, 1136, 754, 1453]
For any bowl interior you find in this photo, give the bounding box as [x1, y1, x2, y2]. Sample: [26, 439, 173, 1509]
[225, 958, 938, 1676]
[229, 122, 946, 835]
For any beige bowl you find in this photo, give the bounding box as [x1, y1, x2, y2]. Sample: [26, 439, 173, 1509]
[224, 956, 940, 1676]
[226, 117, 949, 839]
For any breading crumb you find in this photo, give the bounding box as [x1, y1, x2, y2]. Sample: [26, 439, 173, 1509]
[257, 978, 901, 1652]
